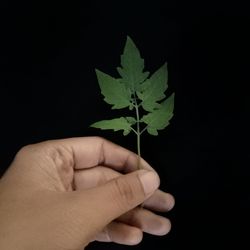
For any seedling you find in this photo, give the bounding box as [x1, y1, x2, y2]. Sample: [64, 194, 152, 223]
[91, 36, 174, 169]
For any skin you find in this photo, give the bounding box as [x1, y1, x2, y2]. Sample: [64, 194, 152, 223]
[0, 137, 175, 250]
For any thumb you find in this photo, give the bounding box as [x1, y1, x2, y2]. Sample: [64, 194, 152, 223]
[73, 169, 160, 234]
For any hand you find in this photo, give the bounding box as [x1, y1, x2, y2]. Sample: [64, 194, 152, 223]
[0, 137, 174, 250]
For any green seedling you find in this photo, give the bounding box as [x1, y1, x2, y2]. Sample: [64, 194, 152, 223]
[91, 36, 174, 169]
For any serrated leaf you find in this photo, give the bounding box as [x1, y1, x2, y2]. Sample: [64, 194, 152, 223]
[95, 69, 131, 109]
[137, 63, 168, 112]
[141, 93, 175, 136]
[90, 117, 133, 136]
[91, 36, 175, 156]
[117, 36, 149, 91]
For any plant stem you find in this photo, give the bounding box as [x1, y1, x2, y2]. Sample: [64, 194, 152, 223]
[130, 127, 138, 135]
[134, 97, 141, 169]
[140, 125, 148, 135]
[134, 99, 145, 208]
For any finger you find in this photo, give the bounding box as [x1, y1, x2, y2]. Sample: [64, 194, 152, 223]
[72, 169, 160, 233]
[43, 136, 154, 172]
[74, 166, 119, 189]
[74, 166, 174, 212]
[94, 221, 143, 245]
[143, 190, 175, 212]
[118, 207, 171, 236]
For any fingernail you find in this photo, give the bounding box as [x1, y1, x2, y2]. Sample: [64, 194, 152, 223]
[138, 170, 160, 196]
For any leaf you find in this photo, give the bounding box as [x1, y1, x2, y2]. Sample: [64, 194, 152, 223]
[141, 93, 175, 136]
[125, 116, 136, 125]
[137, 63, 168, 112]
[95, 69, 131, 109]
[90, 117, 134, 136]
[91, 35, 175, 156]
[117, 36, 149, 91]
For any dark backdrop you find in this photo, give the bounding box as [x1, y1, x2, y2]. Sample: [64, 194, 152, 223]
[0, 1, 249, 249]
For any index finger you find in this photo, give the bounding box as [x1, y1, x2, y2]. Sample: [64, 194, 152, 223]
[49, 136, 154, 173]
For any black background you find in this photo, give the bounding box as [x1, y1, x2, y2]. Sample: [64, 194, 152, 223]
[0, 1, 249, 249]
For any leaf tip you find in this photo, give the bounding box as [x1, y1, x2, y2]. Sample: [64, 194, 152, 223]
[89, 122, 97, 128]
[162, 62, 168, 69]
[125, 35, 137, 50]
[126, 35, 132, 43]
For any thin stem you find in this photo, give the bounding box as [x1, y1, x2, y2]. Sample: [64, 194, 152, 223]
[133, 95, 144, 208]
[130, 127, 138, 135]
[140, 125, 148, 135]
[134, 96, 141, 169]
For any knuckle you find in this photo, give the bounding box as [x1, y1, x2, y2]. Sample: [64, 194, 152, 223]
[46, 145, 74, 170]
[15, 144, 36, 159]
[95, 135, 105, 142]
[15, 142, 74, 170]
[92, 135, 104, 141]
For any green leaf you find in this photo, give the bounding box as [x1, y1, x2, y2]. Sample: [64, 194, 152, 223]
[137, 63, 168, 112]
[91, 36, 175, 160]
[95, 69, 131, 109]
[141, 93, 175, 136]
[117, 36, 149, 91]
[90, 117, 134, 136]
[125, 116, 136, 125]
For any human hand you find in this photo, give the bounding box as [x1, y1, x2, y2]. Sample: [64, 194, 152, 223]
[0, 137, 174, 250]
